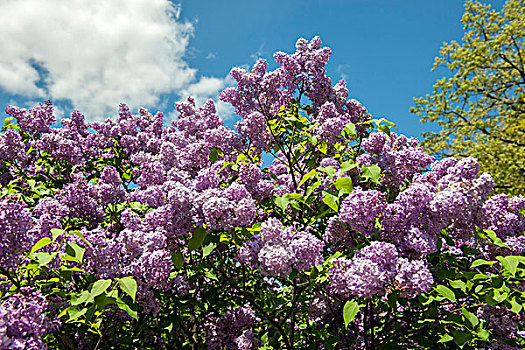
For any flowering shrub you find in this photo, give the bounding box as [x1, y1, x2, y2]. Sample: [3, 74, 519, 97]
[1, 36, 525, 349]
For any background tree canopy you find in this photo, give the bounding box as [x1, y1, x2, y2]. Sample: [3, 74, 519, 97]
[412, 0, 525, 196]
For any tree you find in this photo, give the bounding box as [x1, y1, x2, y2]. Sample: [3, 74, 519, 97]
[412, 0, 525, 196]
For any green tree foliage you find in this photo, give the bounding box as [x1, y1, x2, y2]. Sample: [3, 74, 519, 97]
[412, 0, 525, 195]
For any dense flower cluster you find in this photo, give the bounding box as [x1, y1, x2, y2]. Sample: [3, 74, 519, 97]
[238, 218, 324, 277]
[0, 35, 523, 349]
[358, 132, 435, 187]
[339, 188, 387, 237]
[0, 197, 33, 269]
[0, 288, 53, 349]
[206, 306, 258, 350]
[328, 242, 433, 299]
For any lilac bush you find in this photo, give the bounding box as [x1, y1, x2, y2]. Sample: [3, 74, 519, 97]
[0, 36, 524, 349]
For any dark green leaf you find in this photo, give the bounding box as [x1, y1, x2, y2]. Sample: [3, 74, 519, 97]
[453, 330, 472, 347]
[188, 227, 208, 251]
[461, 308, 479, 328]
[172, 252, 184, 269]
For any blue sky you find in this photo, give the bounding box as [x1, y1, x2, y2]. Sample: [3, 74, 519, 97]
[0, 0, 505, 138]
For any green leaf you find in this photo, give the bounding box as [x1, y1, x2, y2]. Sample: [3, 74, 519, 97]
[29, 237, 52, 255]
[449, 279, 466, 293]
[334, 177, 353, 194]
[435, 285, 456, 302]
[51, 228, 64, 241]
[484, 230, 508, 248]
[208, 147, 222, 163]
[343, 300, 361, 328]
[204, 269, 218, 281]
[118, 277, 137, 303]
[318, 142, 328, 155]
[340, 160, 357, 174]
[33, 252, 57, 267]
[116, 298, 138, 320]
[437, 334, 454, 343]
[361, 164, 381, 183]
[378, 124, 391, 136]
[65, 242, 85, 264]
[510, 297, 523, 314]
[172, 252, 184, 269]
[90, 279, 112, 298]
[452, 330, 472, 347]
[188, 227, 208, 251]
[461, 308, 479, 328]
[68, 230, 93, 248]
[94, 294, 117, 310]
[71, 291, 90, 306]
[305, 181, 323, 198]
[203, 243, 217, 257]
[129, 201, 148, 212]
[318, 166, 337, 180]
[344, 122, 356, 136]
[322, 192, 339, 212]
[471, 259, 496, 268]
[497, 256, 519, 276]
[477, 329, 490, 341]
[298, 169, 317, 188]
[274, 194, 290, 211]
[66, 306, 87, 321]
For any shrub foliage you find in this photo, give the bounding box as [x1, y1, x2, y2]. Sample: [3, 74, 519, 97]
[1, 37, 525, 349]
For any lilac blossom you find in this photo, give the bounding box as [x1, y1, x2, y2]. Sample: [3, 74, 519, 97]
[0, 287, 53, 349]
[339, 188, 387, 236]
[0, 197, 33, 269]
[207, 306, 257, 350]
[328, 241, 432, 299]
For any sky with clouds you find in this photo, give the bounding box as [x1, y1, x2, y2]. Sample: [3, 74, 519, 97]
[0, 0, 506, 137]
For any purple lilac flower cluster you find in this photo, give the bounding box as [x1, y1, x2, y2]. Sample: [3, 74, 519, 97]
[0, 287, 53, 350]
[339, 188, 387, 237]
[377, 156, 524, 259]
[0, 35, 524, 348]
[238, 218, 324, 277]
[358, 132, 435, 187]
[0, 197, 34, 269]
[222, 37, 369, 151]
[328, 241, 433, 299]
[206, 306, 258, 350]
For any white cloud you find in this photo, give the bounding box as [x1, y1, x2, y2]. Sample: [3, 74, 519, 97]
[0, 0, 197, 120]
[336, 64, 350, 82]
[205, 52, 216, 59]
[249, 42, 266, 62]
[180, 76, 224, 98]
